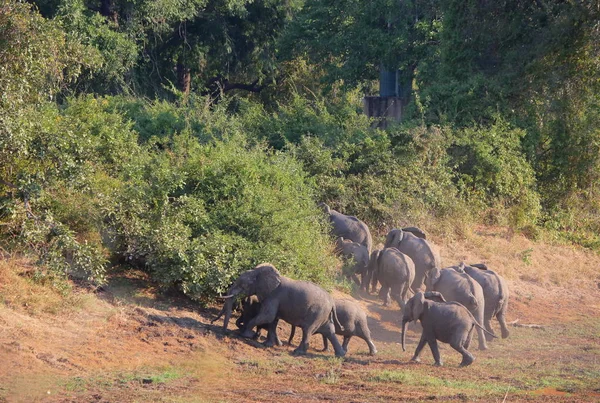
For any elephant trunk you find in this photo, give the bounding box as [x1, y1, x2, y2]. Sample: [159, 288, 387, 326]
[220, 286, 242, 331]
[401, 318, 409, 352]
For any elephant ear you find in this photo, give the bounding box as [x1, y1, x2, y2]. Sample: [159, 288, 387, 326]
[455, 262, 466, 273]
[470, 263, 488, 270]
[253, 263, 282, 301]
[384, 229, 403, 248]
[368, 249, 381, 269]
[412, 291, 426, 321]
[319, 202, 331, 214]
[425, 267, 441, 290]
[424, 291, 446, 303]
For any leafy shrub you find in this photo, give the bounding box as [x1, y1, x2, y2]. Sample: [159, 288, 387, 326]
[448, 118, 541, 227]
[110, 131, 338, 298]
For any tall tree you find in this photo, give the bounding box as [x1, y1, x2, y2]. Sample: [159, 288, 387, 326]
[281, 0, 441, 103]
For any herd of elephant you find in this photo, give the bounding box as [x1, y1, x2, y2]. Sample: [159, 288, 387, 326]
[213, 203, 510, 367]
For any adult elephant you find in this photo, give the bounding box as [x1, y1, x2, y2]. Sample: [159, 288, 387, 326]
[367, 247, 415, 310]
[384, 228, 441, 291]
[462, 263, 510, 340]
[425, 264, 488, 351]
[321, 203, 372, 254]
[336, 237, 370, 291]
[218, 263, 346, 357]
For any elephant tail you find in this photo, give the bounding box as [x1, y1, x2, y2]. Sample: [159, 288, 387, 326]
[331, 306, 345, 333]
[462, 306, 498, 339]
[474, 319, 498, 339]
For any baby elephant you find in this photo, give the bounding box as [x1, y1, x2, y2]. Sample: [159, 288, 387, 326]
[401, 291, 495, 367]
[235, 296, 281, 343]
[289, 299, 378, 355]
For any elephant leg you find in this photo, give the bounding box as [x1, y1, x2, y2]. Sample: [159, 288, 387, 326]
[379, 286, 391, 306]
[294, 325, 316, 355]
[350, 272, 361, 286]
[476, 324, 488, 351]
[411, 334, 427, 363]
[428, 338, 443, 366]
[391, 287, 404, 310]
[288, 325, 296, 346]
[317, 322, 346, 357]
[464, 328, 474, 350]
[360, 271, 370, 293]
[483, 316, 496, 341]
[370, 271, 379, 294]
[497, 309, 510, 339]
[242, 302, 278, 339]
[451, 342, 474, 367]
[321, 334, 330, 352]
[357, 325, 377, 355]
[264, 320, 282, 347]
[341, 335, 351, 352]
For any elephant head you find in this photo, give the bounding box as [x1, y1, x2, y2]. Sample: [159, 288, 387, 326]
[401, 291, 446, 351]
[366, 249, 382, 293]
[424, 266, 441, 291]
[384, 229, 404, 249]
[454, 261, 467, 273]
[318, 202, 331, 215]
[219, 263, 282, 331]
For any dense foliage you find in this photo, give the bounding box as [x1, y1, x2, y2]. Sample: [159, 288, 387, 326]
[2, 0, 599, 297]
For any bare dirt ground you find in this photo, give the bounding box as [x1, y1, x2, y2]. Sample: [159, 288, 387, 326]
[1, 227, 600, 402]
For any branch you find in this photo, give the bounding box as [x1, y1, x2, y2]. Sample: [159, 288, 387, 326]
[222, 78, 266, 93]
[508, 319, 545, 330]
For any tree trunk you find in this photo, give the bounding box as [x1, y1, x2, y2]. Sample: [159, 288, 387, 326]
[177, 57, 191, 97]
[100, 0, 118, 25]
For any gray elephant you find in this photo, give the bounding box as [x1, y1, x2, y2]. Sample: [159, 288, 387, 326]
[219, 263, 346, 357]
[425, 265, 488, 350]
[336, 237, 370, 290]
[384, 228, 441, 291]
[461, 263, 510, 340]
[401, 291, 495, 367]
[321, 203, 373, 253]
[367, 247, 415, 310]
[288, 299, 378, 356]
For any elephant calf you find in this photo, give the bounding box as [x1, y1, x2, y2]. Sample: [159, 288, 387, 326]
[235, 295, 282, 345]
[367, 247, 415, 310]
[289, 299, 378, 356]
[402, 291, 495, 367]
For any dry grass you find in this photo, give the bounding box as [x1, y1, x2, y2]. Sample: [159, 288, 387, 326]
[0, 258, 96, 316]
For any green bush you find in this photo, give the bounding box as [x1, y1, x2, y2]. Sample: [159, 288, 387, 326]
[109, 130, 338, 298]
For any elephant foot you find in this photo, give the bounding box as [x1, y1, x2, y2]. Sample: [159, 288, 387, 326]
[240, 329, 257, 339]
[434, 361, 444, 367]
[334, 349, 346, 358]
[321, 347, 330, 352]
[478, 345, 488, 351]
[459, 356, 474, 367]
[292, 347, 307, 356]
[263, 340, 275, 347]
[410, 357, 421, 363]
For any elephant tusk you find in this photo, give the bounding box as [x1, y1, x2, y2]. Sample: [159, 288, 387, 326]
[217, 294, 235, 299]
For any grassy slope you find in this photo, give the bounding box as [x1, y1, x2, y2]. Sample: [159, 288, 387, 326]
[1, 227, 599, 403]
